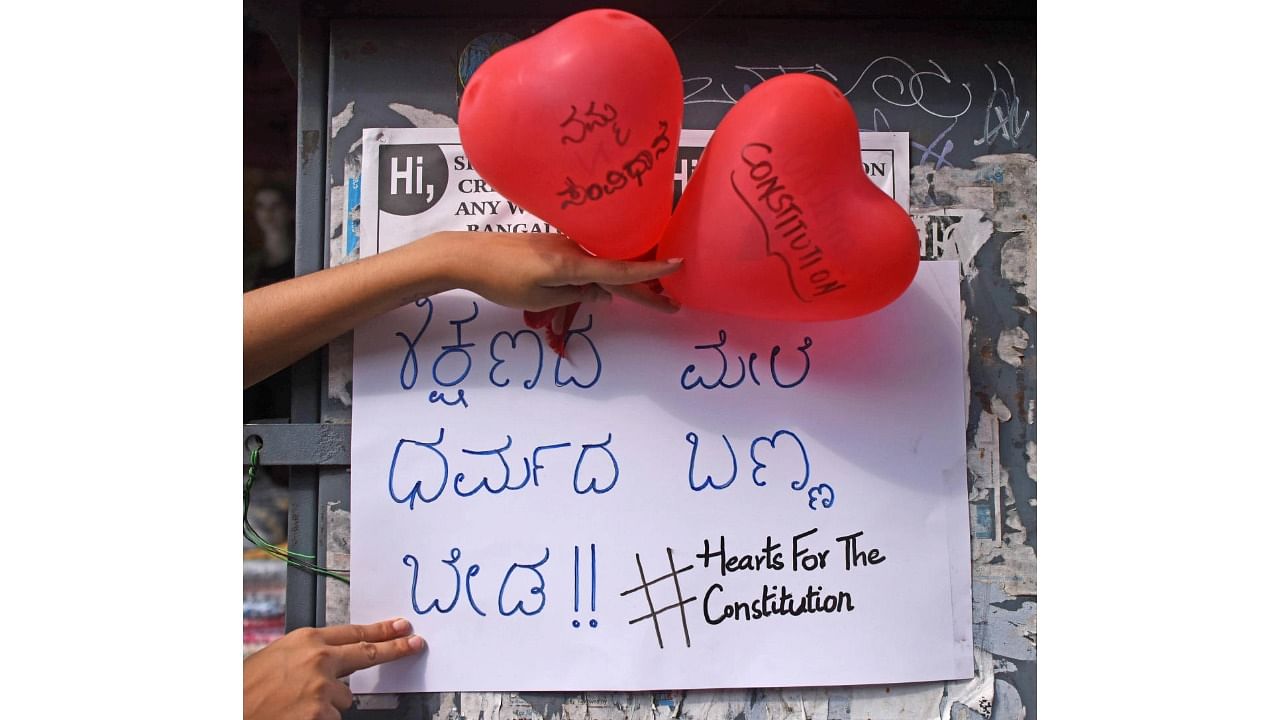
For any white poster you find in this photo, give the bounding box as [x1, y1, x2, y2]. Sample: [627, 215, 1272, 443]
[349, 128, 970, 693]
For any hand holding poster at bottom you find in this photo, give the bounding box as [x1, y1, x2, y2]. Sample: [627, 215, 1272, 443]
[349, 259, 971, 693]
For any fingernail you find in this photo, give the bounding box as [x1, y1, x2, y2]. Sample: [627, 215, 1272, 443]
[666, 257, 684, 264]
[392, 618, 411, 634]
[408, 635, 426, 652]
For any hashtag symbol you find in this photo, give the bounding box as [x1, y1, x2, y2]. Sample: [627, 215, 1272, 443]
[619, 548, 697, 649]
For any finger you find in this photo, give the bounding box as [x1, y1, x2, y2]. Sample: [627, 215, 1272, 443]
[326, 681, 355, 711]
[307, 703, 341, 720]
[582, 284, 612, 304]
[335, 634, 427, 677]
[525, 285, 608, 313]
[556, 257, 683, 286]
[607, 283, 680, 313]
[316, 618, 411, 646]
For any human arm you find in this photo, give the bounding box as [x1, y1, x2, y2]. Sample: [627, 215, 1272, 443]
[243, 231, 681, 388]
[243, 618, 425, 720]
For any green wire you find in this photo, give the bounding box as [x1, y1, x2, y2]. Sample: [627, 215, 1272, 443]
[244, 445, 350, 584]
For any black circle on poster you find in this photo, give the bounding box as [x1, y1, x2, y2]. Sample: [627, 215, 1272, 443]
[379, 143, 448, 216]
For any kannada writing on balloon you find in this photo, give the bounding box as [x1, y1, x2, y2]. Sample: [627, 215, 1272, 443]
[560, 100, 631, 146]
[557, 119, 672, 210]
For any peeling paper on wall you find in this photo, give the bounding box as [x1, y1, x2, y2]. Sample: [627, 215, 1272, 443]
[968, 411, 1036, 598]
[910, 155, 1036, 312]
[324, 503, 351, 626]
[912, 209, 994, 278]
[331, 135, 366, 268]
[386, 654, 996, 720]
[995, 327, 1029, 367]
[389, 102, 458, 128]
[331, 101, 355, 138]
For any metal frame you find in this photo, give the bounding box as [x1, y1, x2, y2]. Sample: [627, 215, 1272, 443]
[285, 7, 330, 634]
[244, 424, 351, 466]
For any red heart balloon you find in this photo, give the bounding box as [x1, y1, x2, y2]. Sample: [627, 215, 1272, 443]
[459, 9, 683, 259]
[657, 73, 920, 320]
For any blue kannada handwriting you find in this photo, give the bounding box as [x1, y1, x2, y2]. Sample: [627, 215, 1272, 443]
[396, 298, 434, 390]
[388, 431, 449, 509]
[428, 389, 469, 408]
[553, 314, 602, 389]
[388, 430, 622, 507]
[456, 435, 523, 497]
[394, 302, 603, 403]
[527, 441, 572, 487]
[807, 484, 836, 510]
[686, 429, 832, 510]
[489, 329, 544, 389]
[686, 432, 737, 491]
[572, 543, 599, 628]
[574, 433, 619, 494]
[402, 547, 485, 615]
[498, 547, 550, 616]
[403, 546, 550, 618]
[750, 430, 810, 490]
[680, 330, 813, 390]
[433, 301, 479, 387]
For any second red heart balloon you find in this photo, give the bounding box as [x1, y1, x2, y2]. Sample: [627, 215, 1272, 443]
[658, 73, 920, 321]
[459, 9, 683, 259]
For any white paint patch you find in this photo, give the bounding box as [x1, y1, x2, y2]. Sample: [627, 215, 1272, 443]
[996, 326, 1030, 367]
[323, 502, 350, 625]
[955, 185, 995, 210]
[990, 396, 1013, 423]
[1026, 441, 1036, 482]
[680, 689, 750, 720]
[1000, 233, 1036, 313]
[461, 692, 504, 720]
[388, 102, 457, 128]
[331, 101, 355, 138]
[329, 183, 345, 252]
[327, 332, 354, 410]
[992, 679, 1026, 720]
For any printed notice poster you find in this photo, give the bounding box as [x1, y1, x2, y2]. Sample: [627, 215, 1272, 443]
[349, 128, 971, 693]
